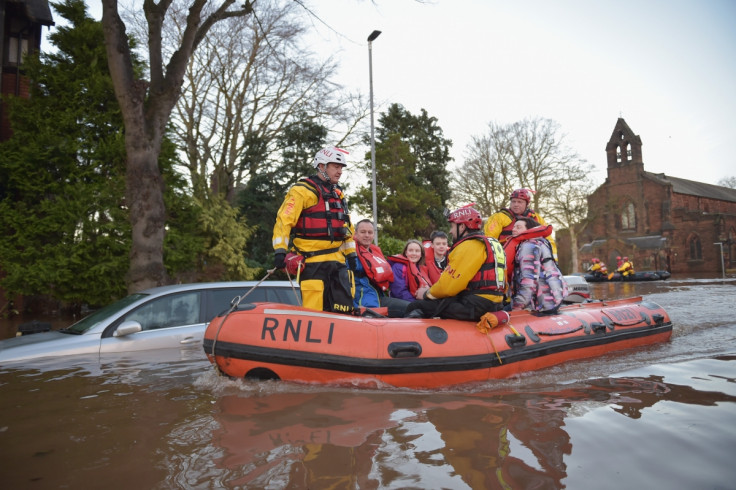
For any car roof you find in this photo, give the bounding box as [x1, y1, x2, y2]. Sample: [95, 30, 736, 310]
[139, 280, 298, 296]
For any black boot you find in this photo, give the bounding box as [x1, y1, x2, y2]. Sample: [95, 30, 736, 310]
[404, 309, 425, 319]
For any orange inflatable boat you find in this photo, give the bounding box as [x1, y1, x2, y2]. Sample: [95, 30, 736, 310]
[203, 297, 672, 389]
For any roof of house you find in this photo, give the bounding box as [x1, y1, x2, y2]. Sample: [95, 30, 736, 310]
[645, 172, 736, 203]
[8, 0, 55, 26]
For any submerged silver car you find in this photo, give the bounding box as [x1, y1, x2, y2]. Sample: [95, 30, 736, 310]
[0, 281, 300, 364]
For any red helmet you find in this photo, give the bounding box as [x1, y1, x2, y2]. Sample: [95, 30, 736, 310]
[510, 188, 532, 204]
[447, 205, 482, 230]
[623, 256, 629, 261]
[592, 258, 599, 263]
[616, 256, 621, 260]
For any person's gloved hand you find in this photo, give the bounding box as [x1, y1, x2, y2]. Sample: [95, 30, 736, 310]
[273, 252, 286, 270]
[347, 254, 358, 271]
[285, 252, 304, 275]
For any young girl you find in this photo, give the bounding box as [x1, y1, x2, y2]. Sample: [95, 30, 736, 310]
[507, 218, 568, 313]
[388, 240, 432, 302]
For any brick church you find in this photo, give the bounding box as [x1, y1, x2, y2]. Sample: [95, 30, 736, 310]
[560, 118, 736, 276]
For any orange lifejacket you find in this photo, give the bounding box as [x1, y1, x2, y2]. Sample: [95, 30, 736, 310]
[388, 255, 431, 297]
[451, 234, 506, 294]
[355, 244, 394, 292]
[502, 225, 554, 285]
[498, 208, 545, 243]
[292, 177, 350, 241]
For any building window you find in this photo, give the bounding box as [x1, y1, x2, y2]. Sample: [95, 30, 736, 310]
[626, 143, 632, 161]
[7, 36, 29, 65]
[621, 203, 636, 231]
[688, 235, 702, 260]
[616, 146, 622, 163]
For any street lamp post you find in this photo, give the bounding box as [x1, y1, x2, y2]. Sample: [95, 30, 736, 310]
[714, 242, 725, 279]
[368, 29, 381, 245]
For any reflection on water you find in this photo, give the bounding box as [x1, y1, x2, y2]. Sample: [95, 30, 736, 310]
[1, 280, 736, 488]
[2, 357, 734, 489]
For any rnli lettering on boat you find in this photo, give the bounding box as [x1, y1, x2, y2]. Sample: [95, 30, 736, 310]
[261, 316, 335, 344]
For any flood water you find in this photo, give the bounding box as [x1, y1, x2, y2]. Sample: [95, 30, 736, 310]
[1, 277, 735, 489]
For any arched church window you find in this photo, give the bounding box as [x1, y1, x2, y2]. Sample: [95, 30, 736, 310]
[621, 202, 636, 230]
[616, 146, 622, 163]
[688, 234, 702, 260]
[626, 143, 632, 160]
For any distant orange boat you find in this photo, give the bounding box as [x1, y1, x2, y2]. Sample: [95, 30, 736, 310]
[203, 297, 672, 389]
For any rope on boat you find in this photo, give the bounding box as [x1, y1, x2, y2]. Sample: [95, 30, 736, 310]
[476, 310, 515, 364]
[288, 265, 302, 306]
[209, 268, 275, 373]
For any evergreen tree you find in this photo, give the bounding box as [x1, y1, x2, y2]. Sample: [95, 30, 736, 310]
[0, 0, 199, 306]
[355, 103, 451, 239]
[238, 118, 327, 268]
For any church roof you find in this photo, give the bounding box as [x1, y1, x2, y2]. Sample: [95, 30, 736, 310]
[644, 172, 736, 203]
[580, 235, 668, 252]
[605, 117, 642, 150]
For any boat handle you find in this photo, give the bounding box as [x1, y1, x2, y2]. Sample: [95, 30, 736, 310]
[591, 322, 607, 333]
[505, 333, 526, 348]
[388, 342, 422, 358]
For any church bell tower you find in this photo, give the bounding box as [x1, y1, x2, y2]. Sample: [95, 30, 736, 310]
[605, 117, 644, 176]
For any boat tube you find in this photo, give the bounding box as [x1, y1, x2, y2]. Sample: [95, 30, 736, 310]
[583, 270, 671, 282]
[204, 297, 672, 389]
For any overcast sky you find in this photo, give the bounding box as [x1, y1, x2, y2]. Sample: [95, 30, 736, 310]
[77, 0, 735, 189]
[305, 0, 736, 188]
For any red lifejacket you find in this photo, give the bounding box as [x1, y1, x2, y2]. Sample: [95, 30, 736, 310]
[388, 255, 431, 296]
[422, 240, 446, 284]
[451, 233, 506, 294]
[356, 244, 394, 292]
[498, 208, 545, 243]
[502, 225, 554, 285]
[292, 177, 350, 241]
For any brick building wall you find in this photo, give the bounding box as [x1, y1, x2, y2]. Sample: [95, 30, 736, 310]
[558, 118, 736, 276]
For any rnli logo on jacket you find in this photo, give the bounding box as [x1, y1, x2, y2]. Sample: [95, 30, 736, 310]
[283, 196, 296, 217]
[444, 265, 461, 280]
[262, 317, 335, 344]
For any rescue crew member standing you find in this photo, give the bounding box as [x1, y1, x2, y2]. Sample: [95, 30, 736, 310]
[272, 146, 356, 313]
[484, 188, 556, 257]
[405, 205, 506, 321]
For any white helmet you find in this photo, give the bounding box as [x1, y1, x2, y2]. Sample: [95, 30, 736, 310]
[313, 147, 348, 168]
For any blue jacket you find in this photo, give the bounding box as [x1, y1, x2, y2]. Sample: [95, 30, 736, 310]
[353, 258, 382, 308]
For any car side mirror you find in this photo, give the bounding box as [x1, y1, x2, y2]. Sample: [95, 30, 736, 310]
[114, 320, 143, 337]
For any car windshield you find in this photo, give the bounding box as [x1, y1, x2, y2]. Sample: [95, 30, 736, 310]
[63, 294, 149, 334]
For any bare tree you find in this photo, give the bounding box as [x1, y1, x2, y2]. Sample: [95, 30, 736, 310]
[168, 1, 367, 202]
[101, 0, 256, 292]
[545, 174, 596, 273]
[718, 176, 736, 189]
[455, 117, 587, 219]
[451, 129, 515, 214]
